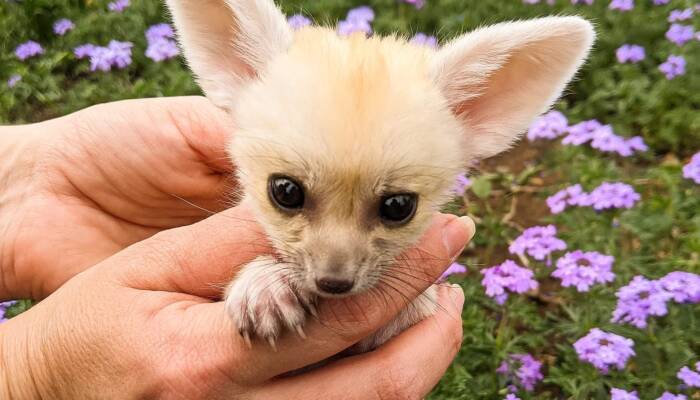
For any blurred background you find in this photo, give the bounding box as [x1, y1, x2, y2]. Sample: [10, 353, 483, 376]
[1, 0, 699, 399]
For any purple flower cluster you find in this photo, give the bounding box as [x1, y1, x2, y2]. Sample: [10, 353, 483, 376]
[546, 184, 591, 214]
[588, 182, 641, 210]
[547, 182, 640, 213]
[612, 276, 673, 328]
[612, 272, 700, 328]
[53, 18, 74, 36]
[108, 0, 129, 12]
[452, 174, 472, 195]
[402, 0, 426, 9]
[538, 117, 648, 157]
[611, 388, 639, 400]
[668, 8, 693, 22]
[440, 262, 467, 280]
[527, 111, 568, 141]
[552, 250, 615, 292]
[74, 40, 133, 72]
[410, 33, 438, 48]
[7, 74, 21, 88]
[616, 44, 645, 63]
[15, 40, 44, 60]
[337, 6, 374, 36]
[504, 395, 521, 400]
[288, 14, 312, 30]
[653, 0, 670, 4]
[145, 23, 179, 62]
[659, 55, 686, 79]
[481, 260, 538, 304]
[666, 24, 694, 46]
[609, 0, 633, 12]
[682, 152, 700, 184]
[573, 328, 635, 373]
[677, 363, 700, 387]
[587, 125, 647, 156]
[509, 225, 566, 261]
[0, 301, 17, 323]
[496, 353, 544, 391]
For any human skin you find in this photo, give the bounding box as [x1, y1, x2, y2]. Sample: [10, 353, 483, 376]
[0, 97, 475, 399]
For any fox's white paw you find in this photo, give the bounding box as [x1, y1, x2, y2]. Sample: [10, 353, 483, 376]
[225, 256, 314, 348]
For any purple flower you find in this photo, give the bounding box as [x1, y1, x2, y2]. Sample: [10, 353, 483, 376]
[288, 14, 312, 30]
[612, 276, 673, 328]
[53, 18, 74, 36]
[657, 393, 687, 400]
[505, 395, 521, 400]
[616, 45, 645, 63]
[509, 225, 567, 261]
[589, 125, 647, 157]
[440, 262, 467, 280]
[107, 40, 132, 69]
[74, 44, 96, 59]
[547, 184, 592, 214]
[481, 260, 538, 304]
[659, 55, 686, 79]
[402, 0, 426, 9]
[7, 74, 21, 88]
[677, 365, 700, 387]
[108, 0, 129, 12]
[572, 0, 594, 4]
[527, 111, 568, 141]
[611, 388, 640, 400]
[15, 40, 44, 60]
[588, 182, 640, 210]
[659, 271, 700, 303]
[668, 8, 693, 22]
[653, 0, 669, 4]
[0, 301, 17, 323]
[682, 152, 700, 184]
[552, 250, 615, 292]
[573, 328, 635, 373]
[666, 24, 694, 46]
[337, 6, 374, 36]
[146, 37, 179, 62]
[145, 23, 175, 42]
[410, 33, 438, 48]
[563, 119, 603, 146]
[497, 353, 543, 391]
[609, 0, 633, 11]
[452, 175, 472, 195]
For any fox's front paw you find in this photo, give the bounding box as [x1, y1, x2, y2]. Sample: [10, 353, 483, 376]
[224, 256, 314, 349]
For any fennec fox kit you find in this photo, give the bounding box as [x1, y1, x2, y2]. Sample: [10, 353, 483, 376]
[167, 0, 594, 351]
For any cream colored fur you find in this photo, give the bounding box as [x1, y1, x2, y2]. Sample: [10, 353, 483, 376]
[166, 0, 594, 349]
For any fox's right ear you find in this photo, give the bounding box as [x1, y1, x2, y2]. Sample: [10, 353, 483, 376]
[166, 0, 293, 110]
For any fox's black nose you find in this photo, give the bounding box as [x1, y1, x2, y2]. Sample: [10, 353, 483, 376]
[316, 278, 354, 294]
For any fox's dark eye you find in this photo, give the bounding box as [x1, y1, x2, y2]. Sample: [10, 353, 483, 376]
[269, 175, 304, 211]
[380, 193, 417, 226]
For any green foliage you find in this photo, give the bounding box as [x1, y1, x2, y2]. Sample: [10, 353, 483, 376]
[1, 0, 699, 399]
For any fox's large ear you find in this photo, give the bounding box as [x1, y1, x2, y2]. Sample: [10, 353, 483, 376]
[166, 0, 293, 110]
[431, 17, 594, 159]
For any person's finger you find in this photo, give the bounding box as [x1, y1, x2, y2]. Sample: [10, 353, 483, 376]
[181, 213, 475, 382]
[105, 204, 270, 299]
[250, 284, 466, 399]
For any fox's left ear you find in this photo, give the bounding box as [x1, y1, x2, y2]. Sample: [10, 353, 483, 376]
[431, 16, 595, 159]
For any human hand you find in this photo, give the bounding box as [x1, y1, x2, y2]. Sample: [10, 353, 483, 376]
[0, 97, 233, 300]
[0, 205, 473, 399]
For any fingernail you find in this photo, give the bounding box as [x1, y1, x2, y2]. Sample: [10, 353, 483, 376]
[442, 215, 476, 259]
[448, 283, 465, 306]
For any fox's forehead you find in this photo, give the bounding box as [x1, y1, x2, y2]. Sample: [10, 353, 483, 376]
[233, 28, 465, 195]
